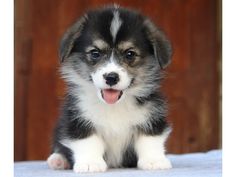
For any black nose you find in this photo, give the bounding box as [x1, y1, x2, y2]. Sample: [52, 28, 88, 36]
[103, 72, 120, 86]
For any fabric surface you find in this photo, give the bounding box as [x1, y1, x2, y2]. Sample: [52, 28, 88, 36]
[14, 150, 221, 177]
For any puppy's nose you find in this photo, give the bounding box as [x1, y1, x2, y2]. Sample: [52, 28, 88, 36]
[103, 72, 120, 86]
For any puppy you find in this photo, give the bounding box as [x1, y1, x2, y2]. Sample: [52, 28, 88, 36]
[47, 5, 172, 173]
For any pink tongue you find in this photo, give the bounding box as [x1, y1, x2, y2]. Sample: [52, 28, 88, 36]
[102, 89, 121, 104]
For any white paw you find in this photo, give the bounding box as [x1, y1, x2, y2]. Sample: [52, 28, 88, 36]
[73, 159, 107, 173]
[47, 153, 70, 170]
[138, 157, 172, 170]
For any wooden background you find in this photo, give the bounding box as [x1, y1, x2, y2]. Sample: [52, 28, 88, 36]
[15, 0, 221, 161]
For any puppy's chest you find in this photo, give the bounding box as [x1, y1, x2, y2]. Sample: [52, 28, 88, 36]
[80, 97, 150, 131]
[99, 127, 135, 167]
[78, 97, 150, 167]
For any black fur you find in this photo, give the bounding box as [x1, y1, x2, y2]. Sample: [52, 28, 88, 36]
[60, 6, 172, 68]
[56, 94, 95, 140]
[136, 92, 170, 135]
[51, 93, 95, 168]
[122, 145, 137, 168]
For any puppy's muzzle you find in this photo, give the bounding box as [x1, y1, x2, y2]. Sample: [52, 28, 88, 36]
[103, 72, 120, 86]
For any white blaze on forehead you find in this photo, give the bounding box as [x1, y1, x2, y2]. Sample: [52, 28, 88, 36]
[110, 11, 122, 42]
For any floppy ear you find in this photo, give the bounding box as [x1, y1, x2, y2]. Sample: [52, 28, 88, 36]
[59, 16, 87, 62]
[144, 19, 172, 69]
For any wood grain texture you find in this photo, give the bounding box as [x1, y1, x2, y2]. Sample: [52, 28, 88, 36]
[14, 0, 32, 161]
[15, 0, 221, 160]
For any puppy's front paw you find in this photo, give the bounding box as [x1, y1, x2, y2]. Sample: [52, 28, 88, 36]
[73, 159, 107, 173]
[47, 153, 70, 170]
[138, 157, 172, 170]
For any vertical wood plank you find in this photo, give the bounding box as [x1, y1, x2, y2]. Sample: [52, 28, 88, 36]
[14, 0, 32, 161]
[163, 0, 220, 153]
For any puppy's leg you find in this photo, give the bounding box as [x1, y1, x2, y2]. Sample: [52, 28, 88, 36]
[135, 132, 172, 170]
[47, 153, 70, 170]
[62, 134, 107, 173]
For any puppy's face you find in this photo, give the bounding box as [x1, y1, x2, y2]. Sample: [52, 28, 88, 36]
[60, 7, 172, 104]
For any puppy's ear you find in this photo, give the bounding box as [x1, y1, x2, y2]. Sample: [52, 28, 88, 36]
[59, 16, 87, 62]
[144, 19, 172, 69]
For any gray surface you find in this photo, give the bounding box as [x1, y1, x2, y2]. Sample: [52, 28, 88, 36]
[14, 150, 221, 177]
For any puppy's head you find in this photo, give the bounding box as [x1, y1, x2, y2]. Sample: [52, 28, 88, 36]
[60, 6, 172, 104]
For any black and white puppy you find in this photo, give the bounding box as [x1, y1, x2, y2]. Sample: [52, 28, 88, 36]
[47, 5, 172, 173]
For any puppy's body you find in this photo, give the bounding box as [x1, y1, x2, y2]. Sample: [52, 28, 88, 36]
[47, 6, 172, 172]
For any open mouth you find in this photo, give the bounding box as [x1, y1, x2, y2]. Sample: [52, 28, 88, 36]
[101, 89, 123, 104]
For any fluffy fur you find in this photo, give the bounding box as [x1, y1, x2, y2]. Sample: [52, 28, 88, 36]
[47, 5, 172, 173]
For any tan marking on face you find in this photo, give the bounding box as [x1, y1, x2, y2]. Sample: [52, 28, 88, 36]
[117, 41, 141, 55]
[85, 39, 109, 52]
[93, 39, 109, 50]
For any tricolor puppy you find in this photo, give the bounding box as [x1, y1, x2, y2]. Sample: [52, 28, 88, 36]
[47, 5, 173, 173]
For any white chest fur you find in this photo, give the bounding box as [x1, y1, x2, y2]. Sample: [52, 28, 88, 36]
[75, 87, 151, 166]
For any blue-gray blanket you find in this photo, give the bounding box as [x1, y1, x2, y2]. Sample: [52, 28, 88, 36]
[14, 150, 221, 177]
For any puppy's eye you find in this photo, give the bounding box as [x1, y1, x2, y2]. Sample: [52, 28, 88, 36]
[90, 49, 101, 60]
[125, 50, 137, 62]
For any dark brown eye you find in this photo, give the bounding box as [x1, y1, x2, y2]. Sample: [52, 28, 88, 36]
[125, 50, 137, 62]
[90, 49, 101, 60]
